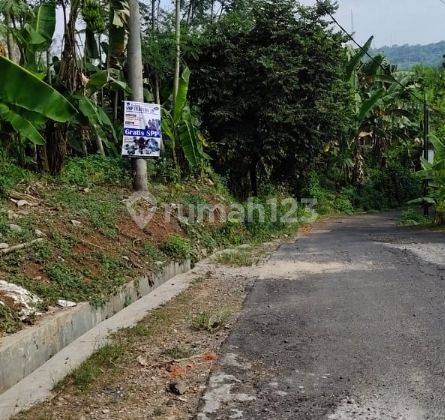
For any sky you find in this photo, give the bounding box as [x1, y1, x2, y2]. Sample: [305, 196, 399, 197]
[300, 0, 445, 47]
[55, 0, 445, 49]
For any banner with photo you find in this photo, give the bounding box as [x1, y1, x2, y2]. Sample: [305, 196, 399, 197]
[122, 101, 162, 157]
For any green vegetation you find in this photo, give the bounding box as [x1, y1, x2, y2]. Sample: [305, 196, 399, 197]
[192, 309, 232, 333]
[161, 234, 193, 261]
[399, 208, 432, 227]
[215, 245, 264, 267]
[1, 0, 445, 336]
[69, 342, 124, 391]
[372, 41, 445, 69]
[163, 345, 193, 359]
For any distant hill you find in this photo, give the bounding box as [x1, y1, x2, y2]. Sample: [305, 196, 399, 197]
[371, 41, 445, 69]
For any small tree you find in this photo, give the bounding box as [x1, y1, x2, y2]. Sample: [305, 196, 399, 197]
[189, 0, 351, 197]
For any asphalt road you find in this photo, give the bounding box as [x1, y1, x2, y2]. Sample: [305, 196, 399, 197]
[198, 213, 445, 420]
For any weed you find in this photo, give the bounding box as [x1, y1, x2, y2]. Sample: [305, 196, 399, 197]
[70, 342, 124, 391]
[60, 155, 130, 188]
[32, 241, 52, 263]
[161, 234, 192, 261]
[142, 243, 166, 262]
[50, 231, 74, 256]
[45, 263, 89, 302]
[0, 303, 22, 335]
[191, 276, 205, 285]
[163, 345, 193, 359]
[126, 324, 153, 337]
[399, 208, 432, 226]
[215, 247, 256, 267]
[48, 187, 122, 238]
[192, 309, 232, 333]
[0, 155, 34, 196]
[151, 308, 169, 322]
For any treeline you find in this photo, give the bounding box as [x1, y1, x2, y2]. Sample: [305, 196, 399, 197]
[0, 0, 442, 213]
[372, 41, 445, 69]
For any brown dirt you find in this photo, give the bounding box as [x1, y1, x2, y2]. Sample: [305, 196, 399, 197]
[15, 242, 280, 420]
[0, 290, 22, 313]
[22, 261, 47, 283]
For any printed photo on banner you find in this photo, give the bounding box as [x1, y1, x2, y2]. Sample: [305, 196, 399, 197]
[121, 101, 162, 157]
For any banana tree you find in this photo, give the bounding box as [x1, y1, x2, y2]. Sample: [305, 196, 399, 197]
[344, 36, 417, 183]
[162, 67, 208, 174]
[0, 56, 76, 145]
[9, 1, 56, 70]
[0, 0, 30, 60]
[411, 135, 445, 224]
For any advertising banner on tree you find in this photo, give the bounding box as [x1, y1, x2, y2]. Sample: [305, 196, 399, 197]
[121, 101, 161, 157]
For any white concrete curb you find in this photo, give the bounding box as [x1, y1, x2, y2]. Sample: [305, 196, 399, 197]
[0, 260, 191, 396]
[0, 265, 196, 419]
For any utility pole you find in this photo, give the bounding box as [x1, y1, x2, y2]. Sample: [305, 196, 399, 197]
[423, 97, 430, 216]
[128, 0, 148, 191]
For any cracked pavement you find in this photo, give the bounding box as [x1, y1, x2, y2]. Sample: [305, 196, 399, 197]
[198, 213, 445, 419]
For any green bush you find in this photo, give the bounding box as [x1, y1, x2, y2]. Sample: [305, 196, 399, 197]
[161, 234, 193, 261]
[307, 172, 354, 215]
[243, 195, 299, 242]
[60, 155, 131, 188]
[355, 163, 421, 211]
[399, 208, 431, 226]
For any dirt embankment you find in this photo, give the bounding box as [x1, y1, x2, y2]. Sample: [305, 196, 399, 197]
[16, 242, 279, 419]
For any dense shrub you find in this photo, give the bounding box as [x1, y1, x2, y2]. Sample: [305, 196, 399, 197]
[161, 234, 193, 261]
[60, 155, 131, 188]
[355, 163, 422, 211]
[399, 208, 431, 226]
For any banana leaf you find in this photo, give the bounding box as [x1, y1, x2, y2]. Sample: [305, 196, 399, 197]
[0, 104, 45, 145]
[178, 106, 208, 169]
[77, 96, 116, 145]
[86, 69, 130, 94]
[33, 2, 56, 44]
[345, 36, 373, 80]
[357, 88, 386, 123]
[174, 67, 191, 124]
[0, 56, 76, 122]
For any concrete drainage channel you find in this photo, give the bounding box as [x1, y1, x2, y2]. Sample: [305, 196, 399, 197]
[0, 260, 192, 419]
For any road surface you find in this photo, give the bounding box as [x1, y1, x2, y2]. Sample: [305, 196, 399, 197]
[198, 213, 445, 419]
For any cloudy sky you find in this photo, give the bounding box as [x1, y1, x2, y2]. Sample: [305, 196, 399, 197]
[56, 1, 445, 49]
[310, 0, 445, 47]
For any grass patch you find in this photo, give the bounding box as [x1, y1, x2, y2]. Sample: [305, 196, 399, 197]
[161, 234, 193, 261]
[60, 155, 130, 188]
[163, 345, 193, 359]
[68, 342, 124, 391]
[214, 246, 257, 267]
[126, 324, 153, 337]
[0, 155, 35, 196]
[142, 243, 167, 263]
[192, 309, 232, 333]
[47, 186, 123, 238]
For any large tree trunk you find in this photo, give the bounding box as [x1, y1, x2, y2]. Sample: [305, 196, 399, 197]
[128, 0, 148, 191]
